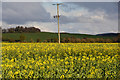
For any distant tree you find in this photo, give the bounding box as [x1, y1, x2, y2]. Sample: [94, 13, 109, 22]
[2, 29, 7, 33]
[88, 38, 95, 43]
[112, 34, 120, 43]
[65, 37, 71, 43]
[15, 26, 24, 33]
[61, 38, 66, 43]
[95, 38, 100, 43]
[8, 28, 15, 33]
[53, 38, 58, 43]
[85, 38, 90, 43]
[50, 38, 54, 42]
[75, 38, 81, 43]
[81, 38, 87, 43]
[118, 34, 120, 43]
[15, 40, 20, 42]
[8, 38, 15, 42]
[46, 38, 51, 43]
[105, 39, 113, 43]
[43, 40, 47, 43]
[4, 26, 41, 33]
[71, 38, 75, 43]
[2, 37, 9, 41]
[71, 36, 76, 43]
[37, 38, 41, 42]
[20, 34, 26, 42]
[99, 38, 105, 43]
[30, 38, 34, 42]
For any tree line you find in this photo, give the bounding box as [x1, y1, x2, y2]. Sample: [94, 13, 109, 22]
[45, 36, 119, 43]
[2, 34, 120, 43]
[2, 26, 119, 43]
[2, 26, 41, 33]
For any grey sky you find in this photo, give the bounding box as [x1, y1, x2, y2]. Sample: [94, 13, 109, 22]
[2, 2, 118, 34]
[2, 0, 120, 2]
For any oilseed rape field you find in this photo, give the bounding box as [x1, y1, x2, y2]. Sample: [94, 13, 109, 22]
[2, 43, 120, 78]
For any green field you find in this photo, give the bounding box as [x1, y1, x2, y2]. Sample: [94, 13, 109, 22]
[2, 32, 116, 42]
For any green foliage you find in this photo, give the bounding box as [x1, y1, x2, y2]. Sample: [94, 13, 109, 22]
[37, 38, 41, 42]
[30, 38, 34, 42]
[2, 32, 117, 43]
[8, 38, 15, 42]
[20, 34, 26, 42]
[3, 26, 41, 33]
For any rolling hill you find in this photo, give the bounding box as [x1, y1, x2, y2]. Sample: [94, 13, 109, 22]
[2, 32, 118, 42]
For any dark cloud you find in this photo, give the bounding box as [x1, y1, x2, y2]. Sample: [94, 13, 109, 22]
[2, 2, 51, 24]
[2, 2, 118, 32]
[62, 2, 118, 14]
[60, 2, 118, 24]
[0, 2, 2, 22]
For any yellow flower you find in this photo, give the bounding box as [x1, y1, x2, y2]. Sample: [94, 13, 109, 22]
[91, 71, 95, 75]
[64, 69, 68, 73]
[11, 59, 14, 62]
[29, 70, 33, 75]
[2, 43, 119, 78]
[60, 59, 63, 62]
[27, 52, 30, 54]
[60, 74, 65, 78]
[29, 65, 32, 68]
[40, 66, 45, 70]
[65, 61, 69, 65]
[92, 57, 95, 61]
[47, 66, 50, 69]
[14, 71, 20, 75]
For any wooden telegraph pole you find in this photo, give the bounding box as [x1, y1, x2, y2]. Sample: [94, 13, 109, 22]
[53, 3, 62, 44]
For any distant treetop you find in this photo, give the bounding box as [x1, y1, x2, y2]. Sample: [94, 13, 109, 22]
[2, 26, 41, 33]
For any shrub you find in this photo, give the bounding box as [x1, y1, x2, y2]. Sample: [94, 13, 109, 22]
[20, 34, 26, 42]
[2, 37, 9, 41]
[8, 38, 15, 42]
[37, 38, 41, 42]
[30, 38, 34, 43]
[15, 40, 21, 42]
[53, 38, 58, 43]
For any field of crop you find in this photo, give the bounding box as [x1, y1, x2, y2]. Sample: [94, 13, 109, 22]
[2, 32, 115, 42]
[2, 43, 120, 78]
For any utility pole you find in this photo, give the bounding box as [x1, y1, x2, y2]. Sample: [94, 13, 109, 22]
[53, 3, 62, 44]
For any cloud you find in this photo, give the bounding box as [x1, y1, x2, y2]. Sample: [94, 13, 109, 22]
[64, 2, 118, 13]
[2, 2, 118, 34]
[61, 2, 118, 19]
[2, 2, 118, 24]
[2, 2, 52, 24]
[59, 7, 108, 24]
[2, 0, 120, 2]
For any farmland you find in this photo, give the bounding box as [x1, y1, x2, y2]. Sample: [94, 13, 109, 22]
[2, 32, 117, 42]
[2, 43, 120, 78]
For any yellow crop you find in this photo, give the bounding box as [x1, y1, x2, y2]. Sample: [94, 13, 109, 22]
[2, 43, 120, 78]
